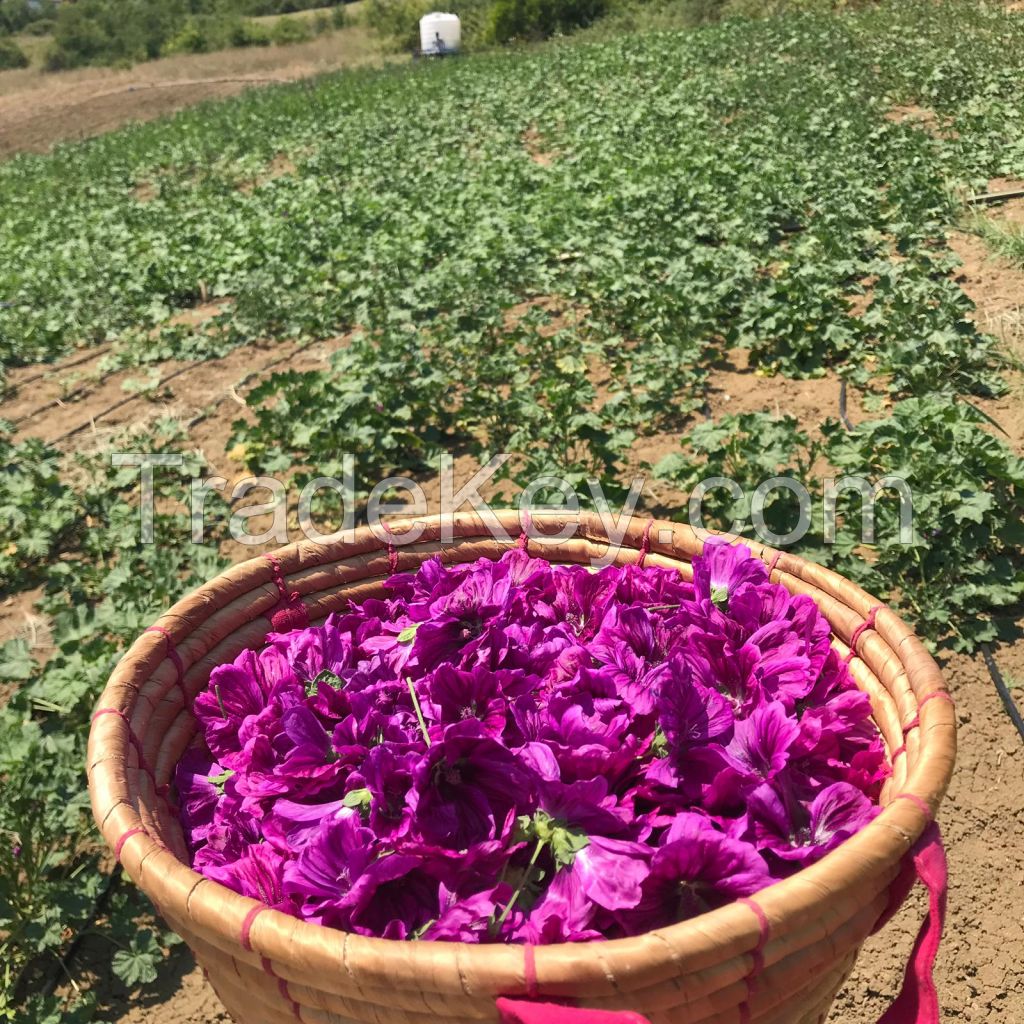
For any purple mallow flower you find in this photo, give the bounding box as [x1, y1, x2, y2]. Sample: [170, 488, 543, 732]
[179, 540, 886, 944]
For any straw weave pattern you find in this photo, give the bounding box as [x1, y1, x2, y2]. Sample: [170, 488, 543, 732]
[87, 512, 957, 1024]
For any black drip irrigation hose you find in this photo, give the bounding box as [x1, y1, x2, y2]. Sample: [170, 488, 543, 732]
[39, 866, 123, 1000]
[838, 377, 854, 431]
[981, 642, 1024, 746]
[966, 188, 1024, 206]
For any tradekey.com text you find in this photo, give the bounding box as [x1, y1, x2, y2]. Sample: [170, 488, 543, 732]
[112, 451, 914, 557]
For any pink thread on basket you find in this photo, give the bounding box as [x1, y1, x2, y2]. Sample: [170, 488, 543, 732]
[144, 625, 185, 685]
[844, 605, 883, 664]
[263, 554, 309, 632]
[278, 977, 303, 1020]
[637, 520, 654, 567]
[524, 943, 539, 999]
[736, 897, 770, 1024]
[893, 792, 934, 820]
[114, 827, 146, 859]
[91, 707, 158, 784]
[518, 509, 533, 550]
[891, 692, 954, 760]
[240, 905, 267, 952]
[764, 549, 782, 578]
[381, 521, 400, 573]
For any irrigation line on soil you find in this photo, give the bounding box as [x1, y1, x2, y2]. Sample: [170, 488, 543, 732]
[13, 379, 101, 428]
[8, 344, 114, 393]
[184, 337, 323, 430]
[40, 866, 122, 1000]
[49, 363, 200, 445]
[966, 188, 1024, 206]
[981, 642, 1024, 746]
[838, 378, 854, 431]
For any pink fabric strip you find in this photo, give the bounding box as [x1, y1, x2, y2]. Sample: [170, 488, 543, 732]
[240, 905, 266, 952]
[114, 827, 145, 859]
[736, 897, 771, 1023]
[875, 821, 947, 1024]
[844, 605, 883, 664]
[144, 625, 185, 684]
[764, 549, 782, 578]
[496, 999, 650, 1024]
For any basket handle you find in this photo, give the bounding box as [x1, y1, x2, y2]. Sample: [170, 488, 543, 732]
[875, 820, 948, 1024]
[496, 1000, 650, 1024]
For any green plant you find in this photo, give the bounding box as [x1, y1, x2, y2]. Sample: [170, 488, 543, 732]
[656, 401, 1024, 650]
[270, 14, 313, 45]
[0, 37, 28, 69]
[487, 0, 607, 42]
[0, 425, 81, 594]
[0, 422, 227, 1018]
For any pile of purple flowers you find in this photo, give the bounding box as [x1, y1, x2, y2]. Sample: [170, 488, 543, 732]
[179, 540, 887, 944]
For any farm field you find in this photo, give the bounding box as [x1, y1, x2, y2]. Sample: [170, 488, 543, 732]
[1, 1, 1023, 1021]
[0, 3, 387, 160]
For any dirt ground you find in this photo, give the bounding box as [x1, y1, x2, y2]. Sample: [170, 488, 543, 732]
[0, 121, 1022, 1021]
[0, 19, 394, 160]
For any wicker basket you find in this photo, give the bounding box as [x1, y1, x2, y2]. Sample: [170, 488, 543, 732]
[87, 512, 956, 1024]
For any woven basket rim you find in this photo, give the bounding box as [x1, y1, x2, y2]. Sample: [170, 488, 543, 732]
[87, 510, 956, 986]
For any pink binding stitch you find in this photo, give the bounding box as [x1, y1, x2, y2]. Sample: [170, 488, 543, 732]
[263, 554, 309, 632]
[736, 897, 770, 1023]
[891, 691, 955, 760]
[845, 605, 883, 663]
[114, 827, 145, 859]
[381, 521, 400, 573]
[144, 624, 185, 684]
[239, 905, 266, 952]
[637, 519, 654, 567]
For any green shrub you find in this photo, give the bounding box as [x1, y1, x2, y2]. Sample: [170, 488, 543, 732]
[0, 36, 28, 69]
[488, 0, 607, 41]
[0, 0, 56, 35]
[364, 0, 429, 50]
[24, 17, 55, 36]
[271, 15, 314, 44]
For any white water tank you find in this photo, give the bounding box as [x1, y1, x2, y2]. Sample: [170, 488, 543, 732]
[419, 12, 461, 55]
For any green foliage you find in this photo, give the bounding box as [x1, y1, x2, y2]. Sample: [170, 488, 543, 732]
[0, 0, 56, 36]
[0, 36, 27, 68]
[162, 14, 271, 55]
[4, 4, 1024, 1013]
[657, 401, 1024, 650]
[270, 13, 314, 44]
[0, 425, 81, 593]
[0, 423, 227, 1017]
[488, 0, 608, 43]
[824, 400, 1024, 650]
[41, 0, 339, 69]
